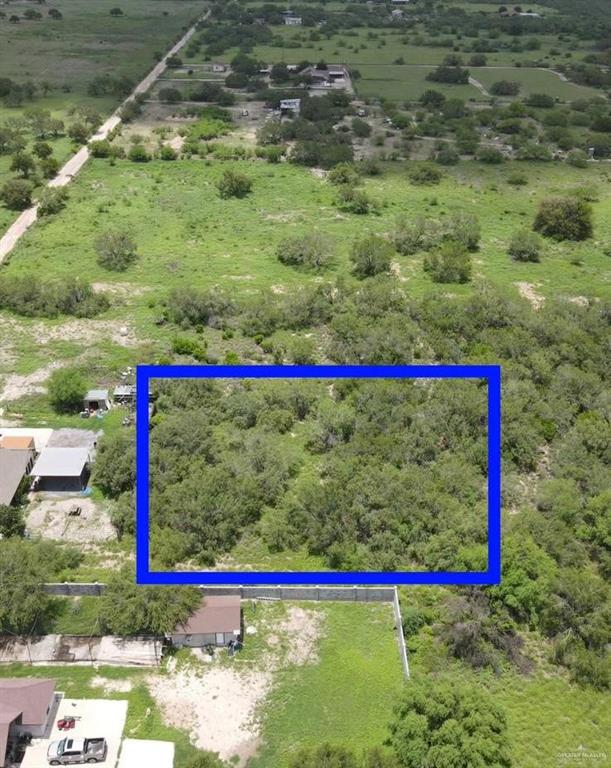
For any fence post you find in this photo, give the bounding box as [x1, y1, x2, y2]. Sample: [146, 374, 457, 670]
[392, 587, 410, 680]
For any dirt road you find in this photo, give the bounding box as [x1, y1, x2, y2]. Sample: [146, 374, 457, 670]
[0, 6, 210, 263]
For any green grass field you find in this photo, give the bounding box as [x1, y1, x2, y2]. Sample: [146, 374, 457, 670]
[355, 64, 481, 102]
[0, 0, 204, 91]
[1, 155, 609, 424]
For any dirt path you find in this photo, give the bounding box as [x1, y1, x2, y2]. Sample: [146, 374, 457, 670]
[469, 76, 490, 97]
[0, 6, 210, 263]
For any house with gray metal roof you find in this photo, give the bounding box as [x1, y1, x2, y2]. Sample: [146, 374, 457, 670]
[31, 447, 90, 493]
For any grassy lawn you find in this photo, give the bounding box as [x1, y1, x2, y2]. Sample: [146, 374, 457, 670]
[473, 66, 600, 100]
[0, 664, 202, 767]
[356, 64, 481, 102]
[244, 601, 404, 767]
[410, 626, 611, 768]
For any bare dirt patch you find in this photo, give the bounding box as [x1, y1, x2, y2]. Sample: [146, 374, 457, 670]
[515, 281, 545, 310]
[91, 282, 150, 298]
[91, 676, 134, 693]
[273, 606, 326, 666]
[0, 362, 63, 403]
[148, 663, 271, 766]
[32, 319, 139, 347]
[26, 497, 116, 544]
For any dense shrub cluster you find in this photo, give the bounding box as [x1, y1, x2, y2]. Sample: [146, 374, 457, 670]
[0, 275, 109, 318]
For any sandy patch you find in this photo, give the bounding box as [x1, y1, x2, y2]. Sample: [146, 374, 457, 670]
[515, 281, 545, 310]
[270, 284, 286, 294]
[310, 168, 327, 179]
[390, 261, 408, 282]
[26, 497, 116, 544]
[91, 676, 134, 693]
[264, 212, 301, 223]
[0, 362, 62, 403]
[91, 282, 150, 297]
[166, 135, 185, 151]
[568, 295, 590, 307]
[274, 606, 325, 666]
[148, 664, 271, 766]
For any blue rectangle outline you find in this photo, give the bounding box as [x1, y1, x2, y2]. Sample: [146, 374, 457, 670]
[136, 365, 502, 586]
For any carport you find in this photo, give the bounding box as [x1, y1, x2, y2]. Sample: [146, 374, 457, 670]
[21, 699, 127, 768]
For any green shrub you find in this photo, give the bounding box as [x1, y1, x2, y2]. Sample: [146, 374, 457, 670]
[128, 144, 151, 162]
[277, 232, 335, 272]
[424, 240, 472, 283]
[350, 234, 394, 278]
[337, 186, 379, 214]
[566, 149, 589, 168]
[94, 230, 138, 271]
[477, 147, 505, 164]
[533, 197, 593, 241]
[90, 140, 112, 158]
[48, 367, 88, 413]
[37, 187, 68, 216]
[327, 162, 360, 186]
[408, 163, 442, 185]
[1, 178, 34, 209]
[216, 169, 252, 199]
[508, 229, 541, 262]
[159, 145, 178, 160]
[171, 336, 207, 361]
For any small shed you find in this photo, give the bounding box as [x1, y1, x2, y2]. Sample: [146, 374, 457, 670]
[31, 447, 90, 493]
[170, 596, 241, 648]
[280, 98, 301, 116]
[83, 389, 111, 412]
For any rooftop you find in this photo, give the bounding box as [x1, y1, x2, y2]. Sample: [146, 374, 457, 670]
[0, 448, 33, 506]
[0, 436, 35, 451]
[0, 679, 55, 727]
[31, 447, 89, 478]
[174, 596, 241, 636]
[84, 389, 109, 401]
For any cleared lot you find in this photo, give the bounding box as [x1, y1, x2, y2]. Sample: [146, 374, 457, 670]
[21, 698, 127, 768]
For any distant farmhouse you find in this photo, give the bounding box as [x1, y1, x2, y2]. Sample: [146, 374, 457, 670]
[300, 64, 349, 89]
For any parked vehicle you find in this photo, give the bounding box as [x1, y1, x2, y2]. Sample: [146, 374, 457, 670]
[47, 737, 107, 765]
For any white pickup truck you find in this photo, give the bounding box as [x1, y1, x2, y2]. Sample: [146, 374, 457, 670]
[47, 737, 108, 765]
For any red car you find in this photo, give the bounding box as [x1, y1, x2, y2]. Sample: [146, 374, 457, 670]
[56, 717, 76, 731]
